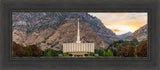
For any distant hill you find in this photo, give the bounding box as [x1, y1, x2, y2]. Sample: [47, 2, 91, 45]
[117, 32, 132, 40]
[127, 24, 147, 41]
[12, 12, 119, 50]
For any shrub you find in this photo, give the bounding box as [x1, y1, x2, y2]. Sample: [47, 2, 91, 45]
[89, 53, 95, 56]
[63, 53, 69, 56]
[85, 54, 88, 56]
[69, 54, 72, 56]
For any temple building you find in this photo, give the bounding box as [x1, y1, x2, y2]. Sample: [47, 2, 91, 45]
[63, 18, 94, 57]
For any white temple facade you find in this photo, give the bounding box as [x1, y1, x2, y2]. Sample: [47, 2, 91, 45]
[63, 18, 94, 57]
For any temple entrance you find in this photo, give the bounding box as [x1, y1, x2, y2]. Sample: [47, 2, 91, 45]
[72, 54, 85, 57]
[70, 52, 88, 58]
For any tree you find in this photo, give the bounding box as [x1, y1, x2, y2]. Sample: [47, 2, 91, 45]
[57, 50, 63, 54]
[46, 49, 59, 57]
[131, 38, 139, 47]
[98, 49, 114, 57]
[106, 49, 114, 56]
[94, 49, 98, 54]
[98, 49, 105, 56]
[24, 46, 32, 56]
[12, 41, 26, 57]
[132, 38, 138, 42]
[26, 45, 43, 57]
[109, 39, 140, 57]
[135, 40, 147, 57]
[42, 49, 48, 56]
[12, 41, 43, 57]
[119, 45, 135, 57]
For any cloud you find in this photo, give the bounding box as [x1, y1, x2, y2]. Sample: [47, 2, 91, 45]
[113, 29, 120, 33]
[89, 12, 147, 35]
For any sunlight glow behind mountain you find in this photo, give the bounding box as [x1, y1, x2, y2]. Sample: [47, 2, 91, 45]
[88, 13, 147, 35]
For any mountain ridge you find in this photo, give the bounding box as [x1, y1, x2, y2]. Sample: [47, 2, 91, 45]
[127, 24, 147, 41]
[117, 32, 132, 40]
[12, 12, 118, 50]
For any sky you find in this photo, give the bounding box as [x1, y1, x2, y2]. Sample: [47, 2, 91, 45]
[88, 13, 147, 35]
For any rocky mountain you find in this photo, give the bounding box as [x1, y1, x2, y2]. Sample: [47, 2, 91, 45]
[127, 24, 147, 41]
[12, 12, 118, 50]
[117, 32, 132, 40]
[45, 22, 109, 50]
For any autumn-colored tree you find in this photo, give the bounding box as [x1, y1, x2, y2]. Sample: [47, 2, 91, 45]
[12, 41, 26, 57]
[119, 47, 128, 57]
[119, 45, 135, 57]
[12, 41, 43, 57]
[135, 40, 147, 57]
[26, 45, 43, 57]
[24, 46, 32, 56]
[109, 39, 139, 56]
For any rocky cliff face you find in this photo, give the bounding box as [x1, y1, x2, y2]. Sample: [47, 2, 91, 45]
[127, 24, 147, 41]
[12, 12, 118, 50]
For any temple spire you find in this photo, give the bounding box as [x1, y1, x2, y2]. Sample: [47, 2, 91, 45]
[76, 18, 81, 43]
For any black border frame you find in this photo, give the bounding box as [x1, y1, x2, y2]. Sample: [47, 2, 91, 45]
[0, 0, 159, 70]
